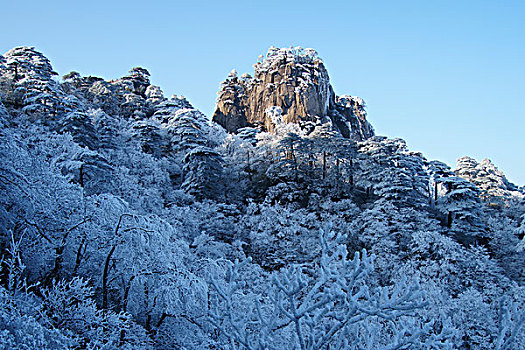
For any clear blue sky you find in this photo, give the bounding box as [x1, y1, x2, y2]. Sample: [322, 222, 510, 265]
[2, 0, 524, 185]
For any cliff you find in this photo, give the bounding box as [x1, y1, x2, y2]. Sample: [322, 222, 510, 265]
[213, 46, 374, 141]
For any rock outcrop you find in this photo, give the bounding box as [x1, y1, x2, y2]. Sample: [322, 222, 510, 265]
[213, 46, 374, 141]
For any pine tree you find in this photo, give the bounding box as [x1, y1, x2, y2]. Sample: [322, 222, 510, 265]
[182, 146, 223, 200]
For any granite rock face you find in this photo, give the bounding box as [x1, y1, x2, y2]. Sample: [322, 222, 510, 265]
[213, 47, 374, 141]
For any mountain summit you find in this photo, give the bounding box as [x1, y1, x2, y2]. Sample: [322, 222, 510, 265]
[213, 46, 374, 140]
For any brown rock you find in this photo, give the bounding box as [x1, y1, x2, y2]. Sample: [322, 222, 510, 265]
[212, 47, 374, 141]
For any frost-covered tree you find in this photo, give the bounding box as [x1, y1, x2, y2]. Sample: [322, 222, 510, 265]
[91, 108, 123, 150]
[56, 111, 99, 150]
[167, 108, 212, 151]
[354, 137, 430, 207]
[42, 277, 151, 349]
[455, 156, 523, 204]
[182, 146, 223, 199]
[208, 228, 453, 349]
[1, 47, 76, 119]
[129, 118, 169, 158]
[436, 176, 486, 245]
[0, 129, 86, 285]
[2, 45, 525, 350]
[0, 284, 74, 349]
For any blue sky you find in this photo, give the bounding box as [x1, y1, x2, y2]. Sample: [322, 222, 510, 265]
[2, 0, 524, 185]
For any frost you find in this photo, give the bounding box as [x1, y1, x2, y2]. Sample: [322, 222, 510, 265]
[0, 45, 524, 350]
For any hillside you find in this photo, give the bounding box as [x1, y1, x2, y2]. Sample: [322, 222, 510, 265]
[0, 46, 524, 349]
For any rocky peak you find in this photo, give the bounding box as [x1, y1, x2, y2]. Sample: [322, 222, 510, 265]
[212, 46, 374, 141]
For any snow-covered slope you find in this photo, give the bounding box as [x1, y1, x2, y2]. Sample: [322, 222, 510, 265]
[0, 46, 524, 350]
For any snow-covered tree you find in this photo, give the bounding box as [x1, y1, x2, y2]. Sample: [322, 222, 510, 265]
[208, 228, 453, 349]
[2, 45, 524, 350]
[182, 146, 223, 199]
[436, 176, 486, 245]
[1, 47, 75, 119]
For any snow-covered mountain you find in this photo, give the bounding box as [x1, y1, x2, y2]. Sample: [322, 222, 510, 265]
[0, 46, 524, 349]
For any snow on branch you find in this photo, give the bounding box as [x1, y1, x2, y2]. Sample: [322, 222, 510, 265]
[207, 227, 452, 349]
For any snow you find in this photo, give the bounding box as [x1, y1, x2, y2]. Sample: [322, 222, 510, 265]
[1, 45, 524, 350]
